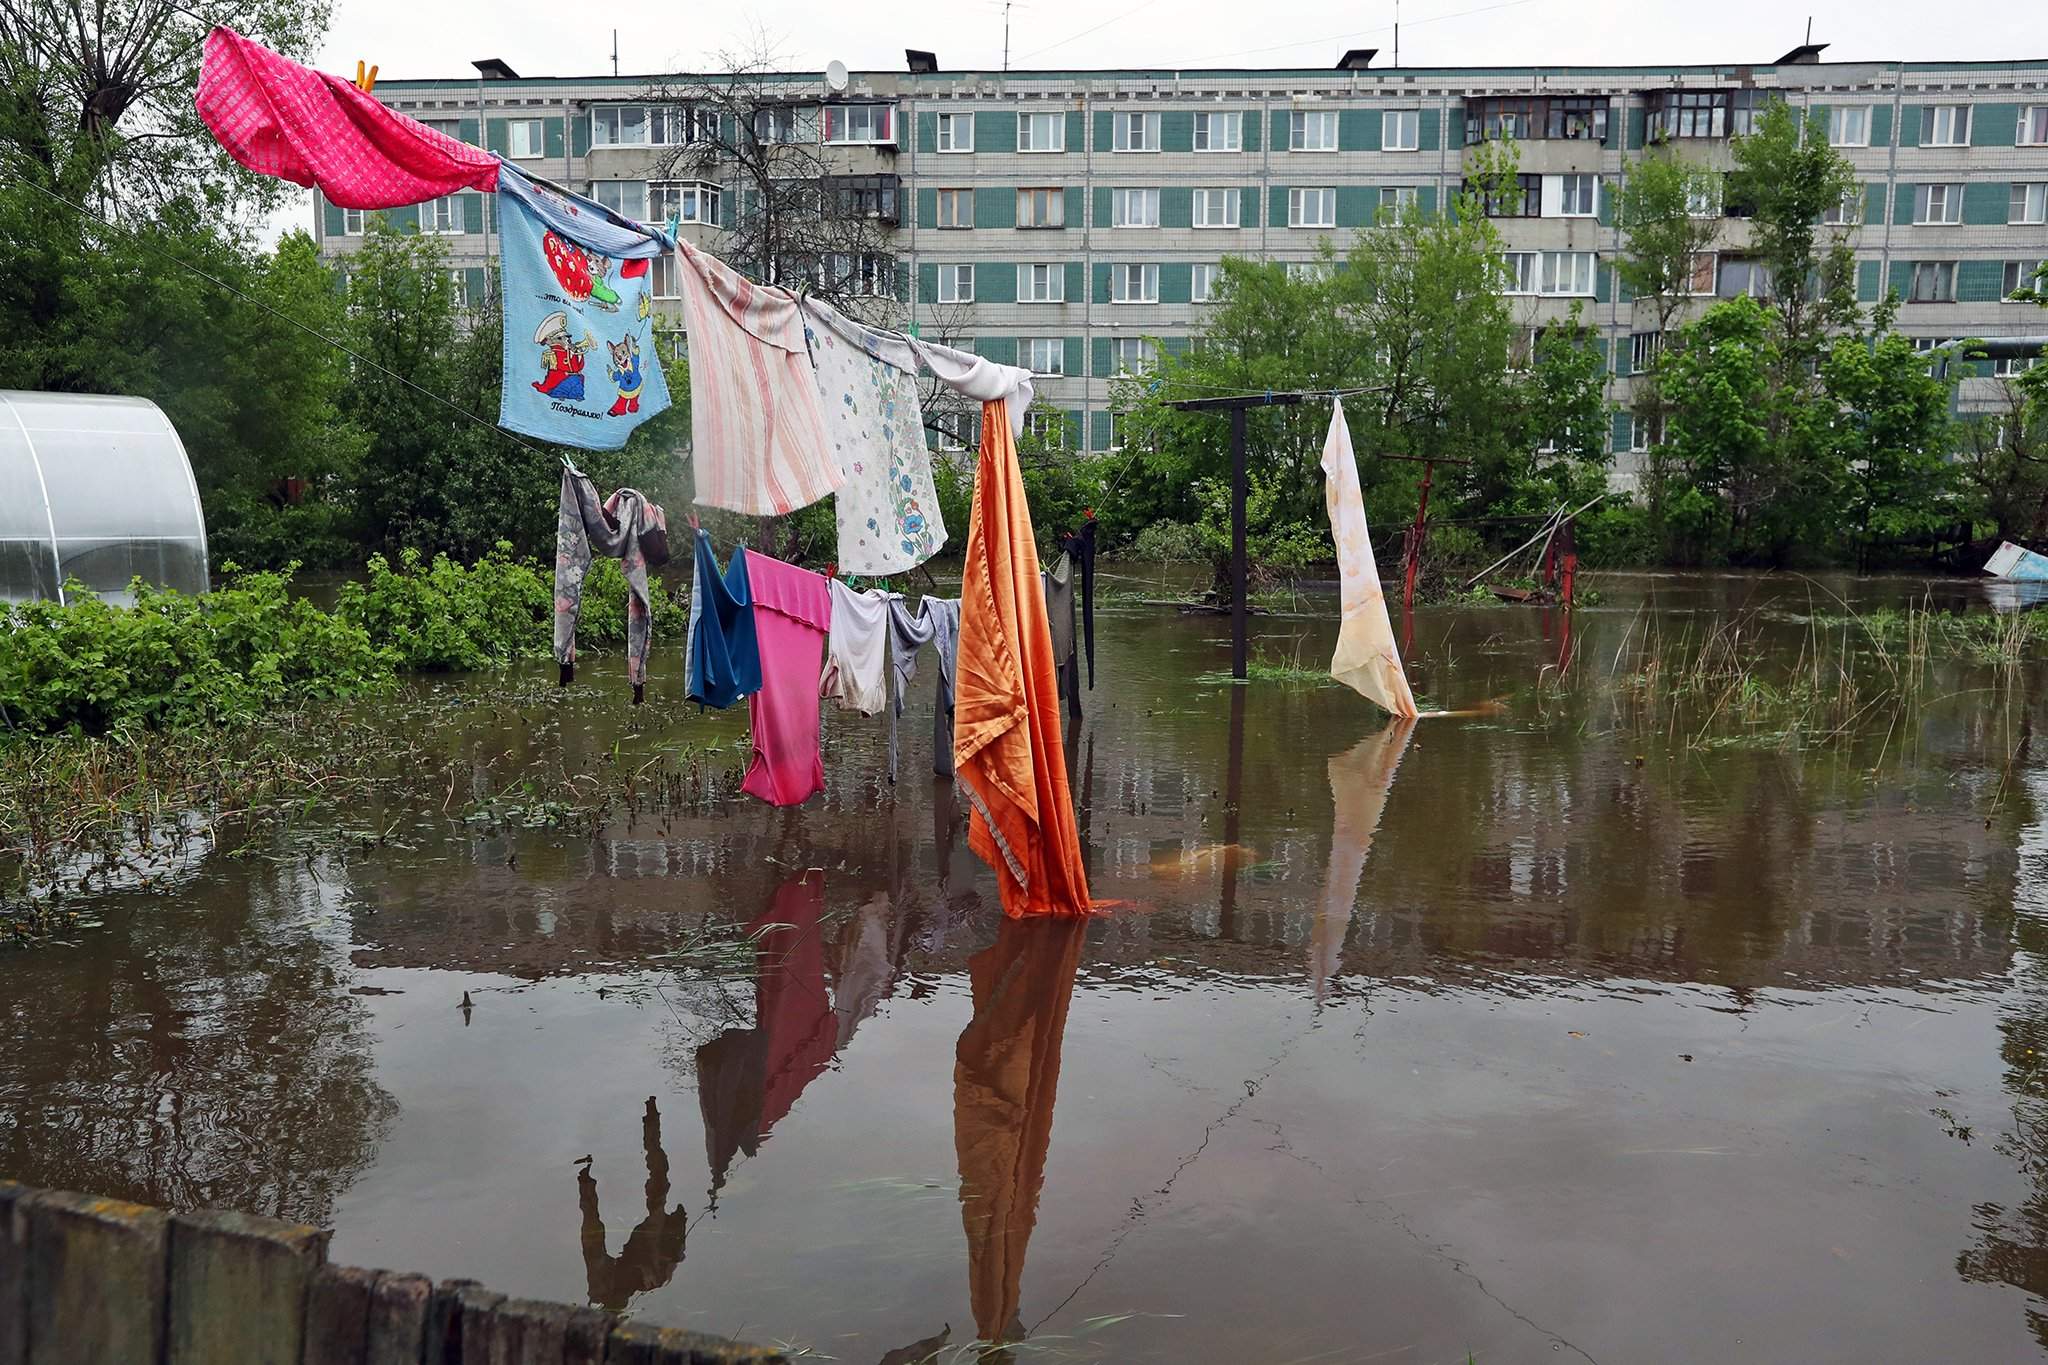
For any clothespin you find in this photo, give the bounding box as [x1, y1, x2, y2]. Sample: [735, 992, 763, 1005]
[1085, 507, 1096, 521]
[354, 60, 379, 93]
[686, 508, 701, 531]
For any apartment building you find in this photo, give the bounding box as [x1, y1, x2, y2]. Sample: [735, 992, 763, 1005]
[313, 46, 2048, 471]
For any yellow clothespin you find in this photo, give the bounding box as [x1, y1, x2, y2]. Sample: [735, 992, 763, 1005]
[355, 61, 379, 94]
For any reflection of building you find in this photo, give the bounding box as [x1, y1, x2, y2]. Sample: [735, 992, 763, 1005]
[576, 1097, 688, 1311]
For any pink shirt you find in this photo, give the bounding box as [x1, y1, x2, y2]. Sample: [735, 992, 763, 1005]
[740, 552, 833, 807]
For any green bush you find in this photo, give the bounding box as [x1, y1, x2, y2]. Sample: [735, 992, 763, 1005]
[1575, 502, 1658, 568]
[1128, 520, 1206, 563]
[0, 569, 389, 735]
[337, 545, 550, 671]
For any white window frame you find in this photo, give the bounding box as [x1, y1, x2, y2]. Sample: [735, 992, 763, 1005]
[1915, 183, 1963, 225]
[1908, 260, 1957, 304]
[652, 254, 681, 301]
[1629, 331, 1661, 375]
[1016, 187, 1065, 228]
[2024, 107, 2048, 147]
[937, 263, 974, 304]
[1017, 263, 1065, 303]
[421, 195, 463, 235]
[936, 111, 974, 153]
[1821, 190, 1859, 226]
[1629, 414, 1662, 452]
[507, 118, 545, 159]
[1113, 112, 1161, 152]
[590, 180, 648, 223]
[1113, 336, 1150, 375]
[935, 188, 972, 229]
[1193, 110, 1242, 152]
[1026, 409, 1066, 449]
[2012, 183, 2048, 226]
[649, 180, 719, 225]
[934, 409, 971, 451]
[1383, 109, 1420, 152]
[1684, 251, 1717, 296]
[824, 103, 894, 145]
[823, 253, 894, 297]
[1024, 338, 1065, 375]
[1386, 185, 1420, 216]
[2003, 259, 2046, 301]
[1501, 251, 1537, 295]
[1192, 188, 1239, 228]
[446, 268, 470, 311]
[1191, 262, 1220, 303]
[1539, 250, 1595, 297]
[1290, 109, 1338, 152]
[1557, 173, 1598, 217]
[1110, 263, 1158, 303]
[1994, 356, 2037, 378]
[1924, 104, 1970, 147]
[1286, 261, 1334, 283]
[1288, 186, 1335, 228]
[1112, 187, 1161, 228]
[1018, 111, 1065, 153]
[590, 104, 696, 148]
[342, 208, 366, 236]
[1827, 106, 1868, 148]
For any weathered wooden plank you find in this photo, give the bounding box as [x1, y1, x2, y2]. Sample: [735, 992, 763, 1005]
[168, 1208, 329, 1365]
[22, 1189, 168, 1365]
[302, 1263, 378, 1365]
[365, 1271, 432, 1365]
[0, 1183, 29, 1365]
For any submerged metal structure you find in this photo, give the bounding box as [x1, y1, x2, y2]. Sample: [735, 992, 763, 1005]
[0, 391, 209, 605]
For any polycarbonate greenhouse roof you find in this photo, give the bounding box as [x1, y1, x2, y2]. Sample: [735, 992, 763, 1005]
[0, 391, 209, 605]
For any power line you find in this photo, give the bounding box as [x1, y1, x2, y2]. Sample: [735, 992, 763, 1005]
[1176, 0, 1542, 66]
[1019, 0, 1164, 61]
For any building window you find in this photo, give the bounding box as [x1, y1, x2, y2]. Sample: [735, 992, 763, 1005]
[1018, 263, 1065, 302]
[1821, 189, 1859, 225]
[1288, 187, 1335, 228]
[1909, 261, 1957, 303]
[1995, 356, 2038, 378]
[823, 253, 894, 297]
[1716, 257, 1769, 298]
[1386, 185, 1419, 216]
[1113, 112, 1161, 152]
[507, 119, 544, 158]
[1540, 251, 1596, 296]
[1193, 111, 1241, 151]
[1557, 174, 1598, 217]
[936, 188, 971, 228]
[2024, 107, 2048, 147]
[938, 263, 973, 303]
[342, 208, 365, 235]
[590, 180, 648, 221]
[1471, 173, 1541, 217]
[1467, 97, 1533, 142]
[1018, 112, 1065, 152]
[649, 181, 720, 225]
[446, 269, 470, 310]
[752, 106, 816, 145]
[1383, 109, 1419, 151]
[2012, 184, 2048, 225]
[1913, 183, 1961, 224]
[1286, 261, 1333, 282]
[1112, 187, 1160, 227]
[1630, 414, 1663, 451]
[1026, 409, 1066, 448]
[1191, 262, 1220, 302]
[936, 111, 973, 152]
[591, 104, 699, 147]
[933, 409, 971, 450]
[1629, 331, 1662, 375]
[2004, 260, 2046, 300]
[1111, 263, 1158, 303]
[1922, 104, 1970, 146]
[1290, 110, 1338, 152]
[1546, 96, 1609, 141]
[1016, 187, 1064, 228]
[1501, 251, 1537, 294]
[824, 103, 894, 144]
[421, 195, 462, 234]
[826, 176, 897, 220]
[1113, 337, 1150, 374]
[1685, 252, 1717, 294]
[1828, 107, 1869, 147]
[1648, 89, 1765, 141]
[652, 254, 681, 300]
[1025, 338, 1064, 375]
[1193, 188, 1239, 227]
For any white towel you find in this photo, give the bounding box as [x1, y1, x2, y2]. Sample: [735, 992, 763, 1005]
[1322, 398, 1418, 718]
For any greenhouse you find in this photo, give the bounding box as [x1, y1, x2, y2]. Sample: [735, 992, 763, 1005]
[0, 390, 209, 605]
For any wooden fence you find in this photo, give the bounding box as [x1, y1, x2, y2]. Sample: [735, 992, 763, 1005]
[0, 1181, 785, 1365]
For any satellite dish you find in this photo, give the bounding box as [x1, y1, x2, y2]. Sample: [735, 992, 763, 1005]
[825, 59, 849, 93]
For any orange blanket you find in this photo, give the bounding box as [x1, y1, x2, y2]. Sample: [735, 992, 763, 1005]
[953, 401, 1094, 918]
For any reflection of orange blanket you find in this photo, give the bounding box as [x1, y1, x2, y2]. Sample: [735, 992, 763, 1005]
[954, 916, 1087, 1345]
[954, 401, 1094, 918]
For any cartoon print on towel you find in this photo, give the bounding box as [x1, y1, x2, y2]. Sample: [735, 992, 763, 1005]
[496, 164, 671, 450]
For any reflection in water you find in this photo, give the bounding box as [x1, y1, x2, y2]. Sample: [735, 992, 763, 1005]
[577, 1097, 688, 1312]
[1312, 720, 1416, 1003]
[953, 916, 1088, 1353]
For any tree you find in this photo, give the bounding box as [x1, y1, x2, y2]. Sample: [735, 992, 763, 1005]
[1725, 101, 1862, 359]
[1821, 304, 1959, 567]
[644, 48, 904, 323]
[0, 0, 329, 216]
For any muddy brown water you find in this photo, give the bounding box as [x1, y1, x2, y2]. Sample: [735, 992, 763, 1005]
[6, 569, 2048, 1362]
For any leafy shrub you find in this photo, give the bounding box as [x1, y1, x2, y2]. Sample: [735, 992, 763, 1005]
[337, 545, 551, 671]
[0, 569, 388, 735]
[1575, 502, 1658, 568]
[1128, 520, 1206, 563]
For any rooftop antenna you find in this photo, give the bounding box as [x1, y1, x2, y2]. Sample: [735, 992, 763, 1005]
[1003, 0, 1013, 72]
[611, 29, 619, 76]
[1804, 15, 1813, 43]
[1393, 0, 1400, 68]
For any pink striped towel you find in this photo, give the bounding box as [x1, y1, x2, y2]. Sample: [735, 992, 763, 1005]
[673, 240, 842, 516]
[196, 26, 499, 209]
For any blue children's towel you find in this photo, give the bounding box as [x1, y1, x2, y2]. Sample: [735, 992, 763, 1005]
[497, 164, 672, 449]
[685, 529, 763, 708]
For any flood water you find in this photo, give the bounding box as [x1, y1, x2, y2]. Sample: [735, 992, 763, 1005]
[7, 569, 2048, 1362]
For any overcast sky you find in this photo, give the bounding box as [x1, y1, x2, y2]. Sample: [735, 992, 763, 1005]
[262, 0, 2048, 242]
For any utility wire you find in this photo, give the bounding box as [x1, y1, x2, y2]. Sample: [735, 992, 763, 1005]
[1176, 0, 1541, 66]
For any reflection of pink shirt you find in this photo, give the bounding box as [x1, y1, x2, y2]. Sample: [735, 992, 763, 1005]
[740, 551, 832, 806]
